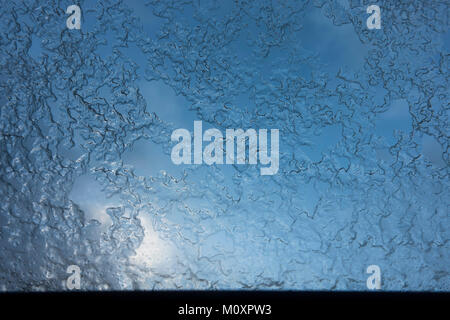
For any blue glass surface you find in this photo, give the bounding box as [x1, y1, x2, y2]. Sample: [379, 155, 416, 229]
[0, 0, 448, 291]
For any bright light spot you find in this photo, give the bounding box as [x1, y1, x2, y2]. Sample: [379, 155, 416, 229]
[130, 214, 174, 269]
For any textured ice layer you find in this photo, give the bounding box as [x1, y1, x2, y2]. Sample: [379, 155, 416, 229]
[0, 0, 448, 291]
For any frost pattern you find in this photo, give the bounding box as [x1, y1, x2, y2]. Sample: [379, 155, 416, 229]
[0, 0, 448, 291]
